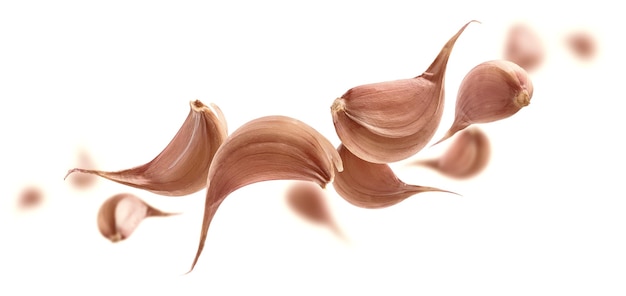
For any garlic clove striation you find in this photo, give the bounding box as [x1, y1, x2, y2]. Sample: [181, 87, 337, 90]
[97, 193, 177, 242]
[332, 144, 456, 209]
[331, 20, 478, 164]
[188, 115, 343, 273]
[65, 100, 228, 196]
[433, 59, 533, 145]
[413, 127, 490, 179]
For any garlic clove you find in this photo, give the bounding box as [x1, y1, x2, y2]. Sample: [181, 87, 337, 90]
[17, 186, 44, 210]
[97, 193, 177, 242]
[433, 59, 533, 145]
[503, 23, 545, 72]
[332, 144, 456, 209]
[565, 30, 597, 61]
[67, 148, 98, 189]
[331, 20, 478, 164]
[188, 115, 343, 273]
[64, 100, 228, 196]
[413, 127, 490, 179]
[285, 181, 346, 241]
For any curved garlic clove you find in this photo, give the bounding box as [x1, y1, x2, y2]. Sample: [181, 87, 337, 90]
[332, 144, 456, 209]
[65, 100, 228, 196]
[188, 115, 343, 273]
[331, 20, 478, 164]
[433, 60, 533, 145]
[97, 193, 177, 242]
[285, 181, 346, 241]
[503, 23, 545, 72]
[413, 127, 490, 179]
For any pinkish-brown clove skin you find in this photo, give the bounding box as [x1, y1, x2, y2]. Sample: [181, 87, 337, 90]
[331, 20, 479, 164]
[413, 127, 490, 179]
[17, 186, 44, 210]
[188, 115, 342, 273]
[503, 23, 545, 72]
[332, 144, 456, 209]
[97, 193, 178, 242]
[433, 59, 533, 146]
[285, 181, 346, 240]
[566, 31, 597, 60]
[64, 100, 228, 196]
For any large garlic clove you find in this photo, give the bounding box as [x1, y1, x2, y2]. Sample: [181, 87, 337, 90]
[64, 100, 228, 196]
[332, 144, 455, 209]
[188, 115, 343, 273]
[331, 20, 478, 164]
[433, 60, 533, 145]
[413, 127, 490, 179]
[97, 193, 177, 242]
[285, 181, 346, 241]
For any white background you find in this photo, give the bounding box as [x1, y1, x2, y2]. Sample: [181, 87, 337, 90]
[1, 1, 624, 295]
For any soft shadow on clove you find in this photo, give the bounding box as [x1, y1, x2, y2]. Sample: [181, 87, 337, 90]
[503, 22, 545, 72]
[285, 181, 348, 242]
[411, 127, 490, 179]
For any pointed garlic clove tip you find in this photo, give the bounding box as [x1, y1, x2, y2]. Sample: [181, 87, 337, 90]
[332, 144, 456, 209]
[189, 115, 342, 273]
[331, 21, 477, 164]
[65, 99, 228, 196]
[437, 59, 533, 145]
[97, 193, 176, 243]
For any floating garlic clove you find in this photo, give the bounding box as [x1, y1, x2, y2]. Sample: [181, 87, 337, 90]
[67, 148, 98, 189]
[16, 186, 44, 210]
[285, 181, 346, 241]
[97, 193, 177, 242]
[332, 144, 456, 209]
[412, 127, 490, 179]
[188, 115, 343, 272]
[433, 60, 533, 145]
[503, 23, 544, 72]
[331, 20, 478, 164]
[565, 30, 597, 61]
[64, 100, 228, 196]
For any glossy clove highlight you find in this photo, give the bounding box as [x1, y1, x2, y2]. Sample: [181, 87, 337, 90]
[503, 23, 544, 72]
[331, 20, 478, 164]
[188, 115, 343, 273]
[433, 60, 533, 145]
[332, 144, 455, 209]
[412, 127, 490, 179]
[65, 100, 228, 196]
[97, 193, 177, 242]
[285, 181, 346, 240]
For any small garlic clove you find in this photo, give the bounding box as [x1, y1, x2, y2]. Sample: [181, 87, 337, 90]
[65, 100, 228, 196]
[332, 144, 456, 209]
[17, 186, 44, 210]
[503, 23, 545, 72]
[565, 30, 597, 61]
[413, 127, 490, 179]
[331, 20, 478, 164]
[188, 115, 343, 273]
[433, 60, 533, 145]
[285, 181, 346, 241]
[97, 193, 177, 242]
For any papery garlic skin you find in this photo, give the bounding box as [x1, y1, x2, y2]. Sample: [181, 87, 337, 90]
[331, 21, 478, 164]
[434, 60, 533, 145]
[65, 100, 228, 196]
[97, 193, 176, 242]
[332, 144, 455, 209]
[188, 116, 343, 273]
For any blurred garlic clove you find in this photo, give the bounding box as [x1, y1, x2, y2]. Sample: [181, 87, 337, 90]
[332, 144, 455, 209]
[97, 193, 177, 242]
[331, 20, 478, 164]
[413, 127, 490, 179]
[65, 100, 228, 196]
[285, 181, 346, 240]
[433, 60, 533, 145]
[188, 115, 343, 273]
[503, 23, 544, 72]
[17, 186, 44, 210]
[565, 31, 597, 60]
[67, 148, 98, 189]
